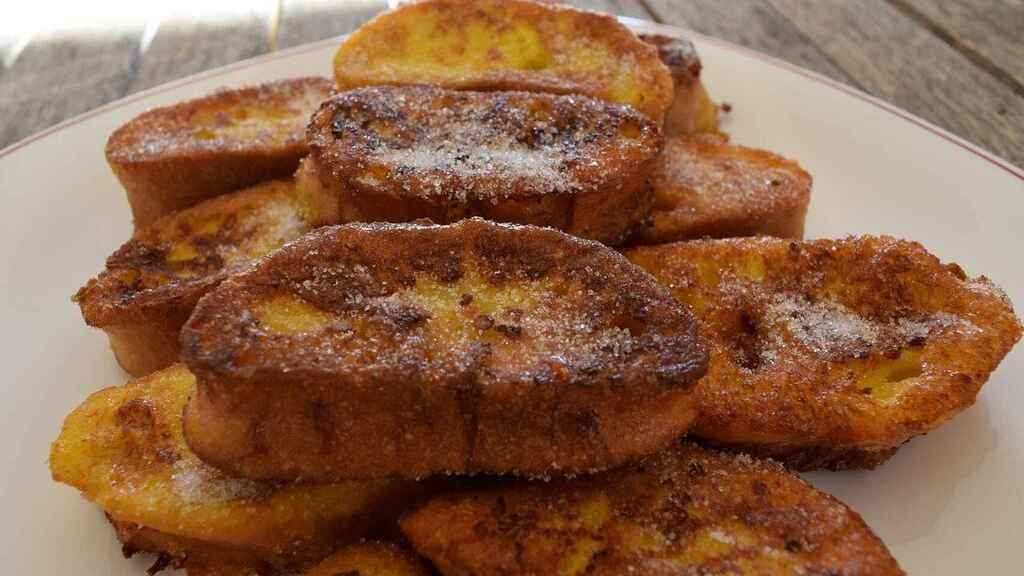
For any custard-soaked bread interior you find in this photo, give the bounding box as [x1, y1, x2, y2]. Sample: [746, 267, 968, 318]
[401, 441, 904, 576]
[50, 365, 435, 575]
[182, 219, 708, 481]
[74, 179, 336, 377]
[304, 542, 431, 576]
[634, 134, 812, 245]
[640, 34, 720, 136]
[627, 237, 1022, 470]
[106, 77, 333, 227]
[303, 85, 661, 246]
[332, 0, 674, 122]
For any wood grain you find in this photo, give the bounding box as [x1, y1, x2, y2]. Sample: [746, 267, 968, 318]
[0, 26, 141, 147]
[274, 0, 654, 47]
[278, 0, 388, 49]
[642, 0, 860, 88]
[0, 0, 1020, 170]
[559, 0, 653, 18]
[768, 0, 1023, 167]
[0, 36, 16, 76]
[128, 5, 274, 93]
[894, 0, 1024, 94]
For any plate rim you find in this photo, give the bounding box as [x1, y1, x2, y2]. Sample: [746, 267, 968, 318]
[6, 15, 1022, 576]
[1, 17, 1020, 181]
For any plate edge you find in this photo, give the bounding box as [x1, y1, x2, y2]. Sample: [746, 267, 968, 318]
[1, 16, 1020, 182]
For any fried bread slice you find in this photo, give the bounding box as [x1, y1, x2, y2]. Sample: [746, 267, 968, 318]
[50, 365, 436, 575]
[640, 34, 720, 136]
[401, 441, 904, 575]
[111, 519, 271, 576]
[181, 219, 708, 481]
[302, 85, 661, 246]
[107, 77, 333, 227]
[633, 134, 812, 245]
[626, 237, 1022, 469]
[332, 0, 674, 123]
[74, 179, 337, 376]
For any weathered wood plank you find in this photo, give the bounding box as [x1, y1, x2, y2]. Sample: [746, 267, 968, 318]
[275, 0, 653, 51]
[642, 0, 861, 88]
[559, 0, 653, 19]
[0, 36, 16, 74]
[894, 0, 1024, 94]
[768, 0, 1023, 168]
[1, 0, 1020, 168]
[128, 4, 275, 94]
[278, 0, 388, 49]
[0, 27, 141, 147]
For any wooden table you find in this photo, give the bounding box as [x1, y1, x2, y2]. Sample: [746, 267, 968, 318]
[1, 0, 1020, 167]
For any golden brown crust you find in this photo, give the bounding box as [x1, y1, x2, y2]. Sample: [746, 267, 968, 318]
[400, 441, 904, 575]
[182, 219, 707, 481]
[632, 135, 812, 245]
[304, 85, 661, 245]
[111, 518, 270, 576]
[641, 34, 702, 87]
[332, 0, 674, 122]
[304, 542, 432, 576]
[50, 365, 436, 573]
[114, 522, 429, 576]
[699, 441, 901, 472]
[626, 237, 1023, 469]
[106, 77, 333, 227]
[74, 179, 332, 376]
[640, 34, 720, 136]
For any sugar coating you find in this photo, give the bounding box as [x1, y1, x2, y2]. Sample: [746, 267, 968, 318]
[373, 135, 577, 199]
[311, 86, 659, 203]
[760, 292, 977, 364]
[660, 151, 793, 201]
[171, 458, 268, 505]
[180, 220, 709, 480]
[400, 442, 904, 575]
[76, 180, 313, 326]
[108, 77, 332, 161]
[640, 34, 702, 85]
[230, 228, 700, 387]
[626, 236, 1023, 471]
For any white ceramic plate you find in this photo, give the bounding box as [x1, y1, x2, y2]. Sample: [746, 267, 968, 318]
[1, 19, 1021, 575]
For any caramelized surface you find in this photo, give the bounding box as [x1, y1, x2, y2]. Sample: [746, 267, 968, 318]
[627, 237, 1022, 469]
[107, 77, 331, 162]
[112, 519, 270, 576]
[640, 34, 720, 135]
[642, 34, 702, 87]
[113, 525, 428, 576]
[74, 179, 333, 376]
[77, 181, 311, 324]
[106, 77, 334, 226]
[304, 543, 431, 576]
[182, 219, 707, 480]
[401, 442, 904, 575]
[50, 365, 429, 573]
[304, 85, 661, 245]
[635, 135, 811, 245]
[332, 0, 673, 122]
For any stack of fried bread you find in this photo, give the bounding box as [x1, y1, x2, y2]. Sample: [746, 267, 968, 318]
[52, 1, 1021, 575]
